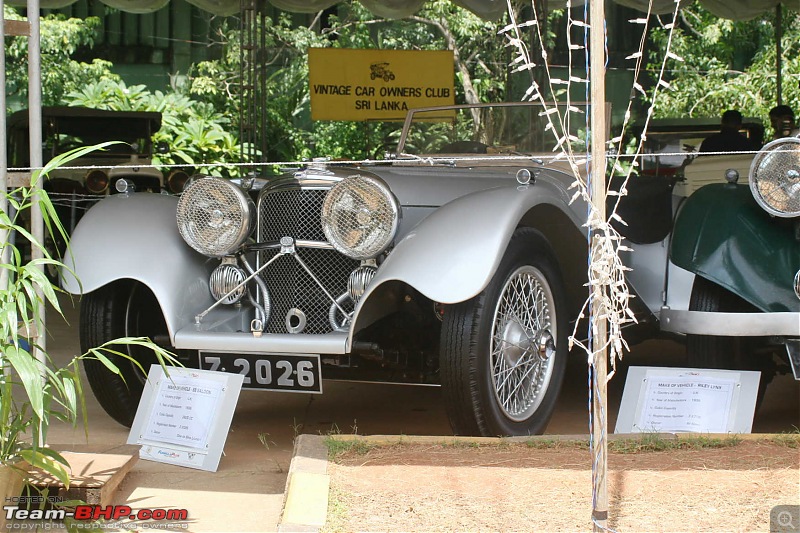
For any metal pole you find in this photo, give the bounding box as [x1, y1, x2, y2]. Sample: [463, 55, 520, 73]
[589, 0, 608, 530]
[1, 3, 8, 293]
[776, 3, 783, 105]
[27, 0, 46, 364]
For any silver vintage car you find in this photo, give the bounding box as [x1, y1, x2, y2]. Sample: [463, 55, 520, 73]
[62, 102, 800, 436]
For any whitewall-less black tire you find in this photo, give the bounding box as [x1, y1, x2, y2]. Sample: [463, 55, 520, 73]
[81, 281, 170, 427]
[686, 276, 770, 404]
[440, 228, 569, 436]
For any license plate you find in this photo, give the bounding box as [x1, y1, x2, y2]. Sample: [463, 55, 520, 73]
[199, 352, 322, 393]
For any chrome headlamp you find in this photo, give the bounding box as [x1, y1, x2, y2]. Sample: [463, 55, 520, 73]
[176, 176, 254, 257]
[749, 137, 800, 217]
[321, 175, 400, 260]
[795, 270, 800, 301]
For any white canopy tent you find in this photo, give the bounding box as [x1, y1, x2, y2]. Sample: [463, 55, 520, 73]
[3, 0, 790, 21]
[2, 1, 788, 530]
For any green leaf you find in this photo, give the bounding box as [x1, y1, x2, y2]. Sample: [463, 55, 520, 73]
[19, 448, 71, 488]
[4, 346, 44, 418]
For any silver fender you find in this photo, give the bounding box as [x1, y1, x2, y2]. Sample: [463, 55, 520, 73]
[61, 193, 214, 339]
[349, 177, 586, 342]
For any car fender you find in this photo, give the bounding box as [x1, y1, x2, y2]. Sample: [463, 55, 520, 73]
[670, 183, 800, 312]
[350, 176, 587, 340]
[61, 193, 215, 339]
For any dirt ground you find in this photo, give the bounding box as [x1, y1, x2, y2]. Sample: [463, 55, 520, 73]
[323, 437, 799, 532]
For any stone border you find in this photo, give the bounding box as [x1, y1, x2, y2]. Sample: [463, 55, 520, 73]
[278, 434, 330, 532]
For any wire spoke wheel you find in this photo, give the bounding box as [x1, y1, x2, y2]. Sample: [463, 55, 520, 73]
[440, 229, 567, 437]
[490, 265, 556, 421]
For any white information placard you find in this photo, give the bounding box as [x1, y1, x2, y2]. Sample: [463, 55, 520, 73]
[128, 366, 244, 471]
[615, 366, 760, 434]
[143, 374, 223, 449]
[636, 375, 736, 433]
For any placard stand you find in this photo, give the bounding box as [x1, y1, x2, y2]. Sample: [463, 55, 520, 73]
[128, 366, 244, 472]
[615, 367, 761, 434]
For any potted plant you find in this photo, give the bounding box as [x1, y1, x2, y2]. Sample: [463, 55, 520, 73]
[0, 145, 177, 517]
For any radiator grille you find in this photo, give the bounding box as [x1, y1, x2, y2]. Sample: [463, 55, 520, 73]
[257, 186, 358, 334]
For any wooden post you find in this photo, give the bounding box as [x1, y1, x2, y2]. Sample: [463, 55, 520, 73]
[589, 0, 609, 530]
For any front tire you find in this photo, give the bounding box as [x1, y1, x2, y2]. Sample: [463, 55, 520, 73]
[686, 276, 771, 403]
[440, 229, 569, 436]
[81, 281, 172, 427]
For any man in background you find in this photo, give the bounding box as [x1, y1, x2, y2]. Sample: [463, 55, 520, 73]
[768, 104, 799, 140]
[699, 110, 756, 153]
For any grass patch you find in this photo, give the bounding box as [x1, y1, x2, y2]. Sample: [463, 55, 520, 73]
[609, 433, 742, 454]
[766, 429, 800, 448]
[323, 431, 789, 460]
[320, 485, 349, 533]
[438, 439, 483, 449]
[324, 437, 374, 460]
[523, 438, 590, 450]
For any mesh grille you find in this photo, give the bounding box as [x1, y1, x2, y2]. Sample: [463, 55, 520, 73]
[260, 188, 328, 241]
[751, 139, 800, 217]
[258, 186, 359, 334]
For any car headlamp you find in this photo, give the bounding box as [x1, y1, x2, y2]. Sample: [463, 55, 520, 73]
[321, 175, 400, 260]
[167, 170, 191, 194]
[85, 170, 109, 194]
[749, 137, 800, 217]
[176, 175, 254, 257]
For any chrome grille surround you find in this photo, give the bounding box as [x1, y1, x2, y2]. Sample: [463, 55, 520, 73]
[257, 178, 359, 334]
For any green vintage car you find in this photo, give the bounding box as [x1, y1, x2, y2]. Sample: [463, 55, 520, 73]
[622, 125, 799, 399]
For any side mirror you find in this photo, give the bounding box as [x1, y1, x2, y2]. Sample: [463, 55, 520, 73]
[156, 141, 170, 154]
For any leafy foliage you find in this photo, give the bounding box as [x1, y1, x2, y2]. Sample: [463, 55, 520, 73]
[184, 1, 515, 161]
[65, 79, 244, 176]
[3, 6, 120, 107]
[0, 145, 178, 486]
[5, 8, 245, 176]
[648, 3, 800, 138]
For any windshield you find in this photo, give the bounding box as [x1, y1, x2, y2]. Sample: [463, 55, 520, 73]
[396, 102, 604, 157]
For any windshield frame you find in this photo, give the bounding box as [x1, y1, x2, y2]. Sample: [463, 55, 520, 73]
[395, 101, 609, 158]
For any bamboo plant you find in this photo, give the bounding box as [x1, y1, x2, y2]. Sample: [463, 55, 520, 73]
[0, 144, 177, 487]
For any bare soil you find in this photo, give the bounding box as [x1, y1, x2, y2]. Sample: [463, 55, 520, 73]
[324, 438, 799, 532]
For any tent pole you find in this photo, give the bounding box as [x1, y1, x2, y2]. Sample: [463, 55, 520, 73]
[1, 3, 7, 293]
[589, 0, 609, 528]
[776, 3, 783, 105]
[27, 0, 46, 372]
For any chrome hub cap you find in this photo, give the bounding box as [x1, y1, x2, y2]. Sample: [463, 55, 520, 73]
[500, 319, 535, 366]
[491, 265, 557, 422]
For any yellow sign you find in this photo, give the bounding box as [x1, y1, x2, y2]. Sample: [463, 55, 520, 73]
[308, 48, 455, 121]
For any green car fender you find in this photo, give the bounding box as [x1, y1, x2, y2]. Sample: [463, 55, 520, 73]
[670, 183, 800, 312]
